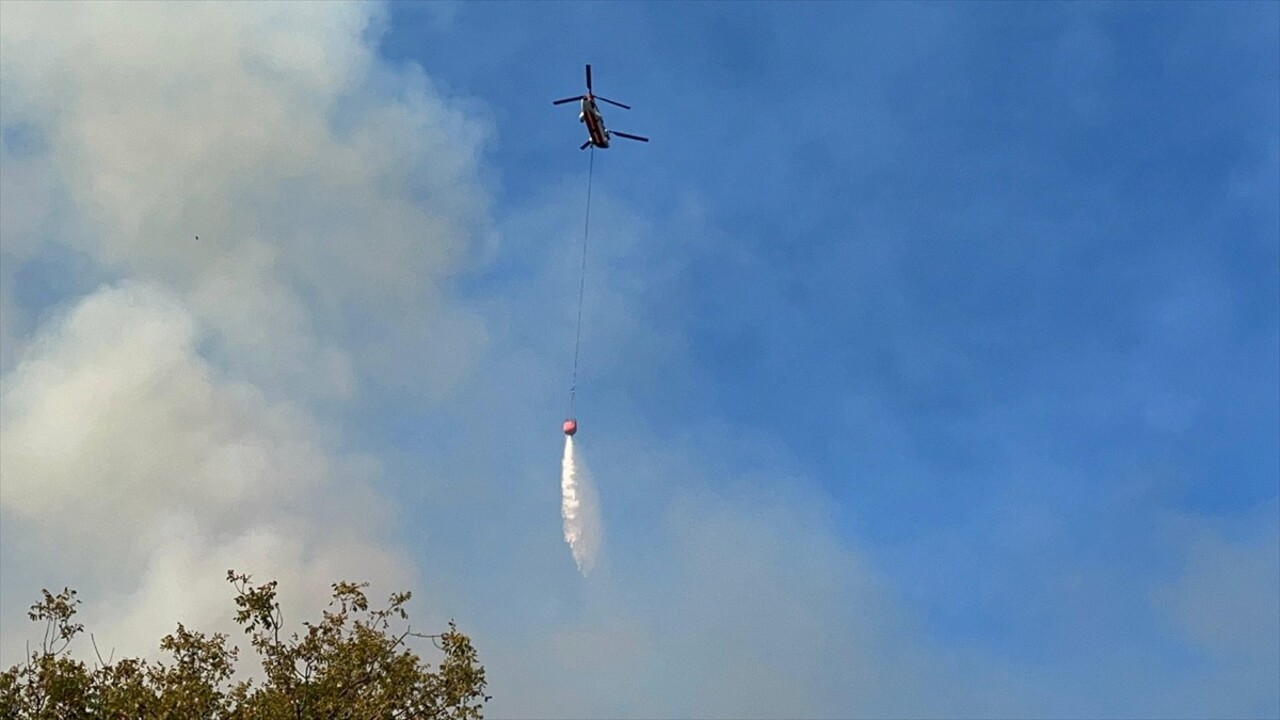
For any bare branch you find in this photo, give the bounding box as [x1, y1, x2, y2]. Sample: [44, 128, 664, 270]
[90, 633, 115, 668]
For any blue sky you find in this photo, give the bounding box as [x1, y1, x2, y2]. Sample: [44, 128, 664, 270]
[1, 1, 1277, 717]
[382, 0, 1278, 663]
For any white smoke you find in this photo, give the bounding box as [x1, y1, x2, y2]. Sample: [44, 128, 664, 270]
[0, 0, 488, 662]
[0, 282, 412, 661]
[560, 435, 602, 576]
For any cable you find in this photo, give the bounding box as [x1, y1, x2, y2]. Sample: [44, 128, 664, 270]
[569, 147, 594, 416]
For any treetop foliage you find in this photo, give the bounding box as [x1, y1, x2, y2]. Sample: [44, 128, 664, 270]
[0, 571, 488, 719]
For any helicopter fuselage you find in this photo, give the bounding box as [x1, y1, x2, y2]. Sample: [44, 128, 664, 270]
[579, 97, 610, 148]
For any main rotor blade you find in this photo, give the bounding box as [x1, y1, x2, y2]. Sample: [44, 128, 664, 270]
[585, 64, 592, 92]
[611, 131, 649, 142]
[597, 96, 631, 110]
[553, 95, 585, 105]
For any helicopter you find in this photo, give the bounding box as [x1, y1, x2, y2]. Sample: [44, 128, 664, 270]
[553, 64, 649, 150]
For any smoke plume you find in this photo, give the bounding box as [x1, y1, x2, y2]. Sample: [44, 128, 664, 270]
[560, 435, 602, 576]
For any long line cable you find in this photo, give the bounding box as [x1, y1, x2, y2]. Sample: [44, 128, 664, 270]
[569, 147, 595, 416]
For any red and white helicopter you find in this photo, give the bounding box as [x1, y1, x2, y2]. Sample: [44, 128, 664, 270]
[553, 64, 649, 150]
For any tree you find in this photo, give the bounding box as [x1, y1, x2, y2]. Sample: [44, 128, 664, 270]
[0, 571, 489, 719]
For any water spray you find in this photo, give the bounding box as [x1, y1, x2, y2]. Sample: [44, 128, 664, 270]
[561, 434, 600, 575]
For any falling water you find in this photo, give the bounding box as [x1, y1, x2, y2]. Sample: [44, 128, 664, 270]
[561, 435, 601, 576]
